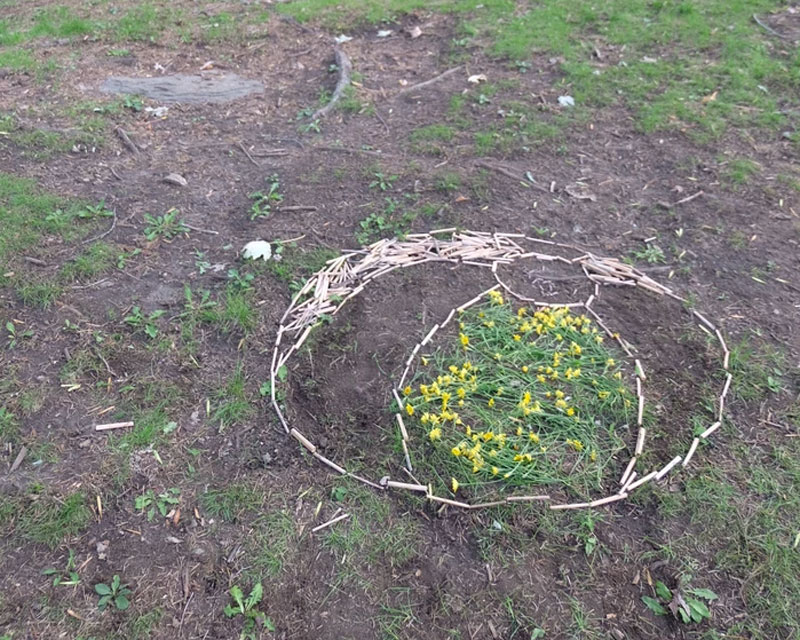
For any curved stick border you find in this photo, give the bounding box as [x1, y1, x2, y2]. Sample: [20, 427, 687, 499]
[270, 230, 730, 510]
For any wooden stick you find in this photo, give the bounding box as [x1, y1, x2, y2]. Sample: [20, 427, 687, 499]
[589, 493, 628, 508]
[348, 472, 385, 490]
[627, 470, 657, 491]
[655, 456, 682, 481]
[470, 500, 507, 509]
[95, 421, 134, 431]
[401, 439, 413, 472]
[700, 421, 720, 439]
[396, 413, 409, 441]
[291, 428, 316, 453]
[387, 480, 427, 492]
[635, 359, 646, 380]
[682, 438, 700, 467]
[457, 285, 501, 312]
[619, 456, 637, 486]
[392, 388, 404, 412]
[637, 394, 645, 426]
[693, 309, 716, 332]
[721, 372, 732, 399]
[621, 471, 638, 492]
[427, 494, 472, 509]
[313, 452, 346, 475]
[421, 323, 440, 347]
[312, 512, 350, 533]
[550, 501, 591, 510]
[635, 427, 646, 455]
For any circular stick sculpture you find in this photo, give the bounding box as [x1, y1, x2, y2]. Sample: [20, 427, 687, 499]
[270, 230, 730, 510]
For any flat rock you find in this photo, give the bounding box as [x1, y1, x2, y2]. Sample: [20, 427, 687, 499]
[100, 71, 264, 104]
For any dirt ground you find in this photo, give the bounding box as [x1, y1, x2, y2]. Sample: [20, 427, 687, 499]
[1, 3, 799, 640]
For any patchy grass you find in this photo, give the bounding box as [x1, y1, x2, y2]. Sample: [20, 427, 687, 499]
[200, 484, 264, 523]
[14, 491, 93, 549]
[212, 363, 255, 428]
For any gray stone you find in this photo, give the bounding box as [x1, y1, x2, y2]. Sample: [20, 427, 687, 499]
[100, 72, 264, 104]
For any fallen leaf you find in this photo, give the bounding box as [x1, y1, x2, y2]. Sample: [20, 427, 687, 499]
[377, 30, 392, 38]
[334, 34, 353, 44]
[163, 173, 187, 187]
[408, 25, 422, 38]
[468, 74, 487, 84]
[242, 240, 272, 261]
[558, 95, 575, 107]
[701, 90, 718, 104]
[564, 182, 597, 201]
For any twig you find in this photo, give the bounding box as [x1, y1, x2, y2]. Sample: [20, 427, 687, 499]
[311, 47, 352, 120]
[312, 512, 350, 533]
[673, 190, 704, 206]
[314, 145, 385, 157]
[374, 108, 390, 134]
[278, 205, 318, 213]
[82, 209, 117, 245]
[95, 421, 134, 431]
[752, 13, 789, 39]
[395, 66, 461, 98]
[236, 141, 259, 167]
[114, 127, 139, 155]
[474, 159, 549, 192]
[183, 223, 219, 235]
[9, 446, 27, 473]
[23, 256, 47, 266]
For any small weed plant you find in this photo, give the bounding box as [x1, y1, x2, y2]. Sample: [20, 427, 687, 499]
[642, 578, 717, 624]
[143, 208, 188, 241]
[134, 488, 180, 521]
[249, 174, 283, 220]
[124, 307, 165, 339]
[95, 574, 132, 611]
[224, 583, 275, 640]
[42, 549, 80, 587]
[5, 321, 33, 349]
[404, 292, 632, 499]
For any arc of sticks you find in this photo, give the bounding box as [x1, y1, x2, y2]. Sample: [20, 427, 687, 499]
[270, 231, 730, 511]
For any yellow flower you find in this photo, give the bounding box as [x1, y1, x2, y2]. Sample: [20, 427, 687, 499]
[406, 404, 415, 416]
[488, 398, 495, 408]
[598, 391, 610, 399]
[451, 446, 461, 457]
[451, 477, 459, 493]
[555, 389, 565, 399]
[491, 466, 499, 475]
[457, 387, 466, 399]
[528, 432, 540, 443]
[459, 333, 470, 348]
[566, 407, 575, 417]
[403, 386, 412, 396]
[590, 450, 597, 462]
[513, 334, 521, 341]
[606, 358, 615, 367]
[420, 412, 430, 424]
[428, 427, 442, 441]
[495, 387, 504, 396]
[522, 365, 529, 373]
[566, 438, 584, 452]
[555, 399, 567, 410]
[493, 352, 502, 360]
[569, 342, 582, 356]
[421, 357, 429, 366]
[595, 336, 604, 344]
[488, 290, 504, 305]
